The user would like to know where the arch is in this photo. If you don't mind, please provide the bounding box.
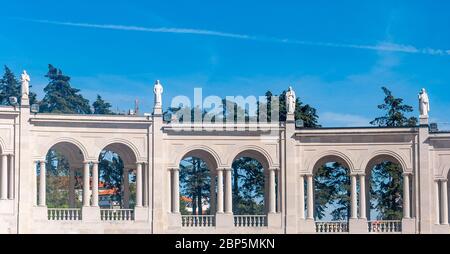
[309,150,355,174]
[96,139,142,165]
[229,145,274,170]
[363,150,408,174]
[41,138,88,163]
[175,145,221,171]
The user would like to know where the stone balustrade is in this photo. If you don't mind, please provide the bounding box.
[234,215,267,227]
[315,221,349,233]
[181,215,215,227]
[48,208,82,221]
[368,220,402,233]
[100,209,134,221]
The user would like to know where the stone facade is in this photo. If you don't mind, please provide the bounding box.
[0,90,449,234]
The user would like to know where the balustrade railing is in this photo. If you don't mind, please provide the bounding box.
[368,220,402,233]
[100,209,134,221]
[234,215,267,227]
[48,208,81,221]
[315,221,349,233]
[181,215,215,227]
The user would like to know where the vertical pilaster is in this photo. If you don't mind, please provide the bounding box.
[38,160,46,206]
[224,168,232,214]
[435,180,440,224]
[91,162,99,207]
[136,162,143,208]
[123,169,130,208]
[269,168,277,213]
[351,174,357,219]
[216,168,224,214]
[210,171,216,214]
[0,154,8,200]
[306,174,314,220]
[299,175,305,219]
[82,161,90,207]
[171,168,179,213]
[403,173,411,219]
[359,174,366,219]
[8,154,14,199]
[441,180,448,225]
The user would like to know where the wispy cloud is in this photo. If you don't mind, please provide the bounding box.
[17,18,450,56]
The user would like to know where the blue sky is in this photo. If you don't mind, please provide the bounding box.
[1,1,449,127]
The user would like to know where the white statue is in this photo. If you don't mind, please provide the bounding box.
[286,86,296,114]
[418,88,430,116]
[21,70,30,98]
[153,80,163,108]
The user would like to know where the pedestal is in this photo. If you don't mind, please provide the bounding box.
[153,107,163,116]
[81,206,100,222]
[134,207,149,222]
[297,219,316,234]
[215,213,234,228]
[349,218,368,234]
[168,212,181,229]
[33,206,48,221]
[267,213,282,228]
[402,218,416,234]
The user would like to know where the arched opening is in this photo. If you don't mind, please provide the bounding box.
[365,155,405,221]
[41,142,85,208]
[98,143,139,209]
[231,150,274,216]
[312,155,351,222]
[178,149,217,215]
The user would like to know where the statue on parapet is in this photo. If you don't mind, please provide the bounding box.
[286,86,296,114]
[21,70,30,98]
[418,88,430,117]
[154,80,163,108]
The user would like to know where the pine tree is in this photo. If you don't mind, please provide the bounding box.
[370,87,418,127]
[0,66,37,105]
[370,86,413,220]
[40,64,92,114]
[93,95,113,114]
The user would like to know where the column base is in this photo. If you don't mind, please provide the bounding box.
[168,212,181,229]
[267,213,282,228]
[349,218,368,234]
[402,218,416,234]
[216,213,234,228]
[297,219,316,234]
[81,206,100,222]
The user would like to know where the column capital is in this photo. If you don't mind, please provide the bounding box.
[268,167,279,172]
[169,167,179,172]
[39,160,47,164]
[82,160,91,165]
[221,168,232,172]
[2,153,13,156]
[441,179,448,183]
[300,173,313,177]
[91,161,99,165]
[402,172,413,176]
[357,173,366,176]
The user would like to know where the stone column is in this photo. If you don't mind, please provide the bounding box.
[33,161,38,206]
[68,168,75,207]
[306,174,314,219]
[91,162,99,207]
[441,180,448,225]
[1,154,8,200]
[123,169,130,208]
[224,168,233,214]
[435,180,440,224]
[359,174,366,219]
[82,162,90,207]
[136,163,143,208]
[351,174,357,219]
[210,171,216,214]
[403,173,411,219]
[8,154,14,199]
[38,160,46,206]
[216,168,224,214]
[143,163,149,207]
[299,175,305,219]
[269,168,276,213]
[171,168,179,213]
